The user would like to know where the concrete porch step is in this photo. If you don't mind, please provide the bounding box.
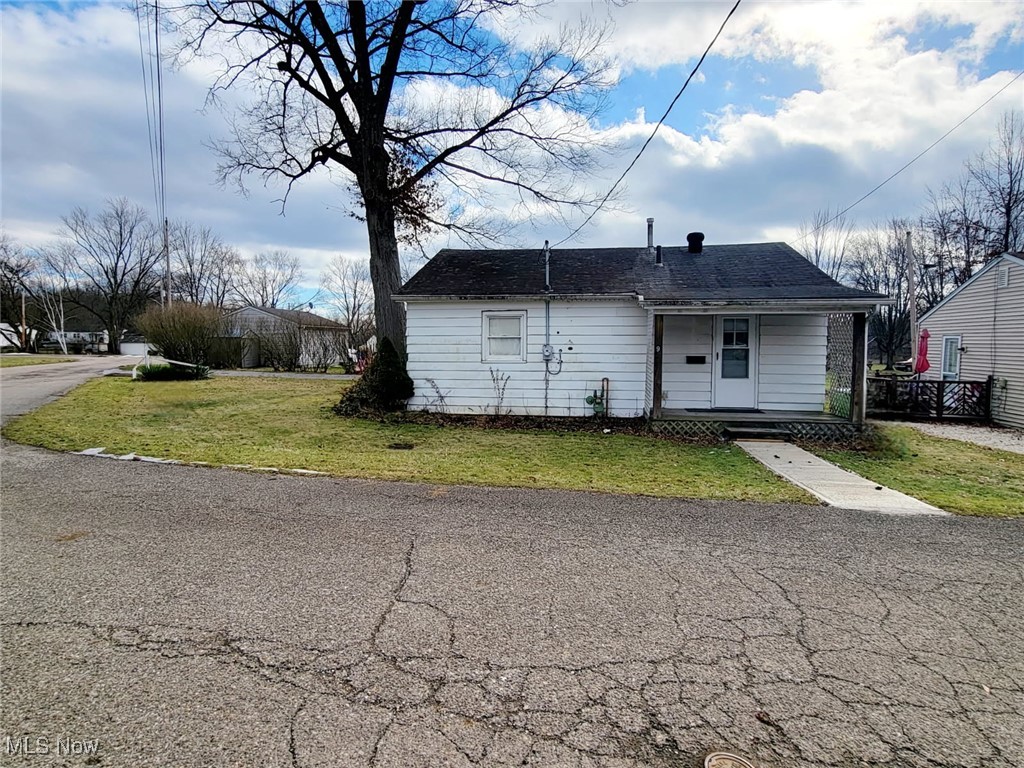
[723,425,793,441]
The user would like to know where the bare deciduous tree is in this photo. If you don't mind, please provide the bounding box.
[44,198,163,354]
[174,1,615,350]
[0,232,42,351]
[969,110,1024,257]
[171,221,240,306]
[321,254,374,351]
[922,172,987,292]
[232,250,302,308]
[33,270,70,354]
[911,110,1023,313]
[796,207,854,281]
[846,218,915,368]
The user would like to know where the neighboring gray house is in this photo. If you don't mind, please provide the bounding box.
[226,306,348,369]
[918,253,1024,429]
[394,230,890,437]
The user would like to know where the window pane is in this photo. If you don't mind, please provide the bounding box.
[722,348,748,378]
[723,331,734,347]
[489,316,521,337]
[734,319,749,333]
[724,319,736,332]
[489,337,521,356]
[734,331,749,347]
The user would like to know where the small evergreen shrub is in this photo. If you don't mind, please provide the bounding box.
[136,363,211,381]
[333,337,413,416]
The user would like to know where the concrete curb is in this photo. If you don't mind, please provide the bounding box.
[72,448,330,477]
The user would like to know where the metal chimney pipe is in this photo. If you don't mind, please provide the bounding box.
[647,218,654,249]
[656,245,663,265]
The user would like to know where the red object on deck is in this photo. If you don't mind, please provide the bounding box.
[914,328,931,374]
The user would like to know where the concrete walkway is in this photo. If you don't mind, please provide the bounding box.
[737,440,946,515]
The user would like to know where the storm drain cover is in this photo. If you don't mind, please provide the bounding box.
[704,753,757,768]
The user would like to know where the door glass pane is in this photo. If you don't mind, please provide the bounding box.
[942,338,959,379]
[722,348,749,378]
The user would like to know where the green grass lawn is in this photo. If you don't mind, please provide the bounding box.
[241,366,351,375]
[817,424,1024,517]
[0,355,75,368]
[1,377,811,503]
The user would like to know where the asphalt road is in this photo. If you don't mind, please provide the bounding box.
[1,360,1023,767]
[0,356,140,426]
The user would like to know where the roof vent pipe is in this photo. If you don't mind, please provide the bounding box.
[655,245,663,265]
[687,232,705,254]
[647,218,654,249]
[543,239,551,292]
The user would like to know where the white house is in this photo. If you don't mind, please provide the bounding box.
[394,229,890,438]
[918,253,1024,429]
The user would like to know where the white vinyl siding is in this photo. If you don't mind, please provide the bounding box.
[920,257,1024,429]
[661,315,713,409]
[756,314,827,411]
[406,300,648,417]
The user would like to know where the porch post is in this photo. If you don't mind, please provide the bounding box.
[851,312,867,425]
[652,314,664,419]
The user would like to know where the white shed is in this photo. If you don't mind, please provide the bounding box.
[395,234,890,438]
[918,253,1024,429]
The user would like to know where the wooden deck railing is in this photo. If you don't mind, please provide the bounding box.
[866,376,992,421]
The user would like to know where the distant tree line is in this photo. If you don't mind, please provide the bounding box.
[1,198,377,357]
[798,110,1023,366]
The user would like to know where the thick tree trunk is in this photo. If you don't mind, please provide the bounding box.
[364,192,406,354]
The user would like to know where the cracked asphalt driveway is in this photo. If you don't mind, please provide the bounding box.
[1,441,1022,768]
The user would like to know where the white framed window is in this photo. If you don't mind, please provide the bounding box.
[482,311,527,362]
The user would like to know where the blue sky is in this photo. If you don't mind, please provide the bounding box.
[606,57,822,134]
[2,0,1022,297]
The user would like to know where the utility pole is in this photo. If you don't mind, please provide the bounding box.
[20,289,26,350]
[906,230,918,371]
[164,217,172,307]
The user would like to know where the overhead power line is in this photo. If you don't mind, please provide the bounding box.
[552,0,744,247]
[791,69,1024,246]
[135,0,172,305]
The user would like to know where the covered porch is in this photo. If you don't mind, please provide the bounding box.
[645,304,870,441]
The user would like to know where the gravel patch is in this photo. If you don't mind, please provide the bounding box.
[886,420,1024,455]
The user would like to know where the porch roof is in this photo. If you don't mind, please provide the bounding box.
[396,242,888,304]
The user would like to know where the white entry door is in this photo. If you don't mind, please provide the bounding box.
[713,316,758,408]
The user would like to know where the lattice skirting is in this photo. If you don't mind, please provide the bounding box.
[651,419,862,442]
[784,421,862,441]
[649,420,726,440]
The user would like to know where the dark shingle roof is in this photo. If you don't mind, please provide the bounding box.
[397,242,887,303]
